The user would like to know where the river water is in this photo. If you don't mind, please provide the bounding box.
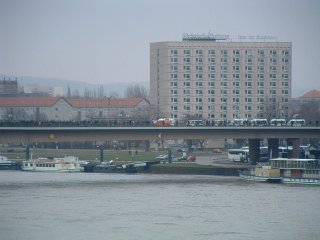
[0,171,319,240]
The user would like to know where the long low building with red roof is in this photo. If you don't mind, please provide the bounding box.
[0,97,150,121]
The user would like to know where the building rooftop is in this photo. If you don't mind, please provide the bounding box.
[299,89,320,99]
[0,97,147,108]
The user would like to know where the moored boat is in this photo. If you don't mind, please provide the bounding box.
[239,158,320,185]
[21,156,82,172]
[0,155,19,170]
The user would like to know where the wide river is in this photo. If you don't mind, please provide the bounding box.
[0,171,319,240]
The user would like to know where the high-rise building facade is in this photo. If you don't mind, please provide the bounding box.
[150,36,292,124]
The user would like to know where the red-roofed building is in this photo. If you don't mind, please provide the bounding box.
[299,89,320,102]
[0,97,149,121]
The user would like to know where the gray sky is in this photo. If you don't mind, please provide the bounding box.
[1,0,319,97]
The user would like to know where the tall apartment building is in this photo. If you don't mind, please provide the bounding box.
[150,35,292,124]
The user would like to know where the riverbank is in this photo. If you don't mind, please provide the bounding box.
[148,163,245,176]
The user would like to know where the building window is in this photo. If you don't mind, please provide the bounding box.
[171,89,178,95]
[221,82,227,88]
[258,66,264,72]
[233,74,240,81]
[209,57,215,64]
[171,105,178,111]
[171,81,178,87]
[208,98,215,103]
[270,73,277,80]
[171,49,178,56]
[196,58,203,64]
[233,82,240,88]
[246,49,253,56]
[184,58,191,64]
[233,90,240,96]
[221,58,227,65]
[171,57,178,64]
[270,50,277,56]
[196,81,203,87]
[184,82,190,87]
[196,74,203,80]
[246,66,252,72]
[258,58,264,65]
[196,49,203,56]
[184,49,190,56]
[221,66,227,72]
[196,105,203,111]
[209,66,215,72]
[208,82,215,87]
[233,58,240,65]
[184,74,190,80]
[221,50,228,56]
[270,90,276,95]
[209,74,215,80]
[258,50,265,56]
[208,90,215,95]
[171,65,178,72]
[259,74,265,80]
[208,50,215,56]
[233,50,240,56]
[221,74,228,81]
[196,89,203,95]
[184,65,191,72]
[270,82,277,87]
[270,58,277,64]
[221,90,227,96]
[196,65,203,72]
[245,97,252,103]
[245,89,252,95]
[171,73,178,80]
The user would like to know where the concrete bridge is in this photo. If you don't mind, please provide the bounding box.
[1,126,319,163]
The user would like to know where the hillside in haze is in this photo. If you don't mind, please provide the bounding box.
[0,74,149,97]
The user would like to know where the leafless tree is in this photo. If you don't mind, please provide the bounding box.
[124,83,149,100]
[295,101,320,126]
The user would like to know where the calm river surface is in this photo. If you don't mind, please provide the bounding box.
[0,171,319,240]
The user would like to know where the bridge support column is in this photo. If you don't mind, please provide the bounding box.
[99,147,104,162]
[287,138,300,158]
[249,139,260,164]
[291,138,300,158]
[268,138,279,158]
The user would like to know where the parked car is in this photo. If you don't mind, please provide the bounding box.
[177,155,187,161]
[155,155,168,160]
[187,155,196,161]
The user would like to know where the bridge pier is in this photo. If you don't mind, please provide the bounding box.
[249,139,260,164]
[288,138,300,158]
[268,138,279,158]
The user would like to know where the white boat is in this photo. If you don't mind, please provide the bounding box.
[21,156,82,172]
[0,155,18,170]
[239,158,320,185]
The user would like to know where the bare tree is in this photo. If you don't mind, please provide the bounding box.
[124,83,149,100]
[295,101,320,126]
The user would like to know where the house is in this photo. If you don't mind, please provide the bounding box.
[299,89,320,103]
[0,97,150,122]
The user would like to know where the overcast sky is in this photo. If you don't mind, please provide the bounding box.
[1,0,319,97]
